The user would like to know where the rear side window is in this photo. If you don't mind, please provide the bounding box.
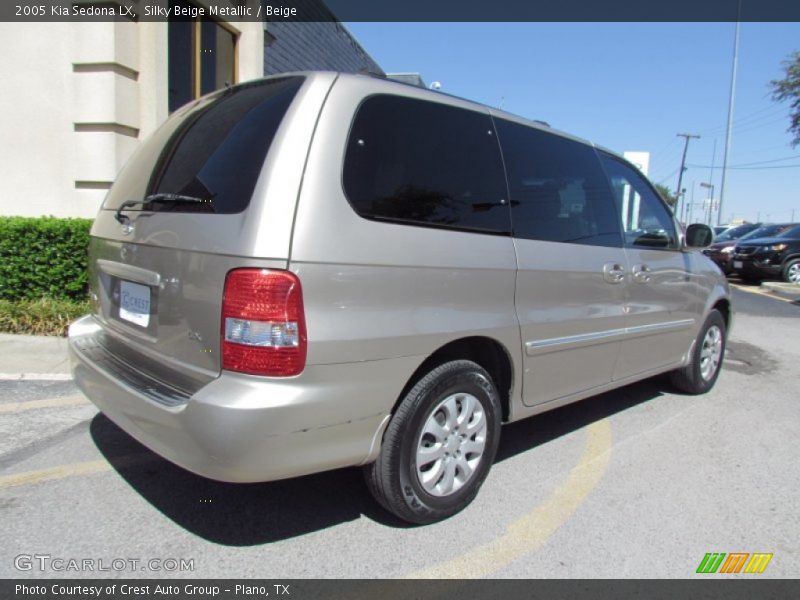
[343,95,510,234]
[104,76,303,214]
[495,119,622,247]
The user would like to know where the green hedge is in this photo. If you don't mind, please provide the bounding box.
[0,217,93,301]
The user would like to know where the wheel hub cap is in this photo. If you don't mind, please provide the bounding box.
[415,392,487,497]
[700,325,723,381]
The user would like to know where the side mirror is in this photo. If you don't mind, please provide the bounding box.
[685,223,714,248]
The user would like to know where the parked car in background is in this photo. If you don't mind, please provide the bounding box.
[732,223,800,283]
[703,222,762,274]
[714,225,732,237]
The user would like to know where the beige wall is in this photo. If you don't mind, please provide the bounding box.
[0,10,264,218]
[0,23,79,217]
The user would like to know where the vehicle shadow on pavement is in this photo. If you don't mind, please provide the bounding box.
[90,376,667,545]
[495,376,665,462]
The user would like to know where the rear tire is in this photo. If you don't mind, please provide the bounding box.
[783,259,800,284]
[364,360,501,524]
[670,309,726,395]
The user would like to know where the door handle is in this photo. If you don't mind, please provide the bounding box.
[602,263,626,284]
[632,264,652,283]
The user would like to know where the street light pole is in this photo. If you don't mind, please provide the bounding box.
[700,182,715,226]
[718,11,741,226]
[675,133,700,222]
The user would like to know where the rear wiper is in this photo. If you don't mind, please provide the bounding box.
[145,192,213,205]
[115,194,214,223]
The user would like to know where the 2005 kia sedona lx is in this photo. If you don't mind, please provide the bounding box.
[69,72,730,524]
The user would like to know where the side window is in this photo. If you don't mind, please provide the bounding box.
[343,95,510,234]
[599,154,678,250]
[495,119,622,247]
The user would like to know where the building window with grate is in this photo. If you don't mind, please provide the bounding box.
[168,3,237,113]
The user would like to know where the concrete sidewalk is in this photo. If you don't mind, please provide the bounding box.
[0,333,70,379]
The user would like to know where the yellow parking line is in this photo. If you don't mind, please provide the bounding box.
[730,283,797,304]
[0,454,153,490]
[407,418,613,579]
[0,395,90,414]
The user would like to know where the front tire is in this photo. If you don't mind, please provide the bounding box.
[783,259,800,284]
[364,360,502,524]
[670,309,726,395]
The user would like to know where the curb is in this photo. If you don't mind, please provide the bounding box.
[760,282,800,298]
[0,373,73,381]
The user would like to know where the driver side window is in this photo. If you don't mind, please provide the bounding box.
[599,153,678,249]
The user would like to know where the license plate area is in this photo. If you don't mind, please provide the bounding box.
[733,260,743,269]
[118,280,152,328]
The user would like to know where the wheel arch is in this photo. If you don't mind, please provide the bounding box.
[393,336,515,423]
[712,297,732,331]
[781,254,800,279]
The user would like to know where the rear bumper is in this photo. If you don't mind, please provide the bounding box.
[69,315,419,483]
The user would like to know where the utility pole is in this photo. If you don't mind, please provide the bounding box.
[675,133,700,223]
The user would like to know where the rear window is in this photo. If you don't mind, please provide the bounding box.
[103,76,304,214]
[343,95,510,234]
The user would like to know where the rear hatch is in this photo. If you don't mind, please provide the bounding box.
[86,74,320,392]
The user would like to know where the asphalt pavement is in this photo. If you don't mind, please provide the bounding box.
[0,286,797,579]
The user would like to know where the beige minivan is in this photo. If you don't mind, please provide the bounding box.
[69,72,730,524]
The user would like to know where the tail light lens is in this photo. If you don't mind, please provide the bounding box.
[222,269,307,376]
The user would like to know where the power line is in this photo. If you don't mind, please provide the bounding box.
[687,163,800,170]
[687,154,800,168]
[655,167,680,185]
[725,113,791,137]
[724,163,800,170]
[696,103,788,136]
[725,154,800,167]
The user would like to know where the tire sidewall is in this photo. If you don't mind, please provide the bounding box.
[690,310,726,393]
[397,365,501,520]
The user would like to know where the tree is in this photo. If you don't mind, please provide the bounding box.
[654,183,678,208]
[770,50,800,147]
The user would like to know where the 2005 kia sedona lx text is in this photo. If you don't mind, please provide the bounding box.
[69,72,730,524]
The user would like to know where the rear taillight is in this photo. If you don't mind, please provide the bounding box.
[221,269,307,376]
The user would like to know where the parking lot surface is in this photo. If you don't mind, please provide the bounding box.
[1,285,798,578]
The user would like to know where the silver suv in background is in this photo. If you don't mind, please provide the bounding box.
[69,72,730,524]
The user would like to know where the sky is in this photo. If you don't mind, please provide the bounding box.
[345,22,800,225]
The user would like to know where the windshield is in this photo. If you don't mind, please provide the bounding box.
[715,223,758,242]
